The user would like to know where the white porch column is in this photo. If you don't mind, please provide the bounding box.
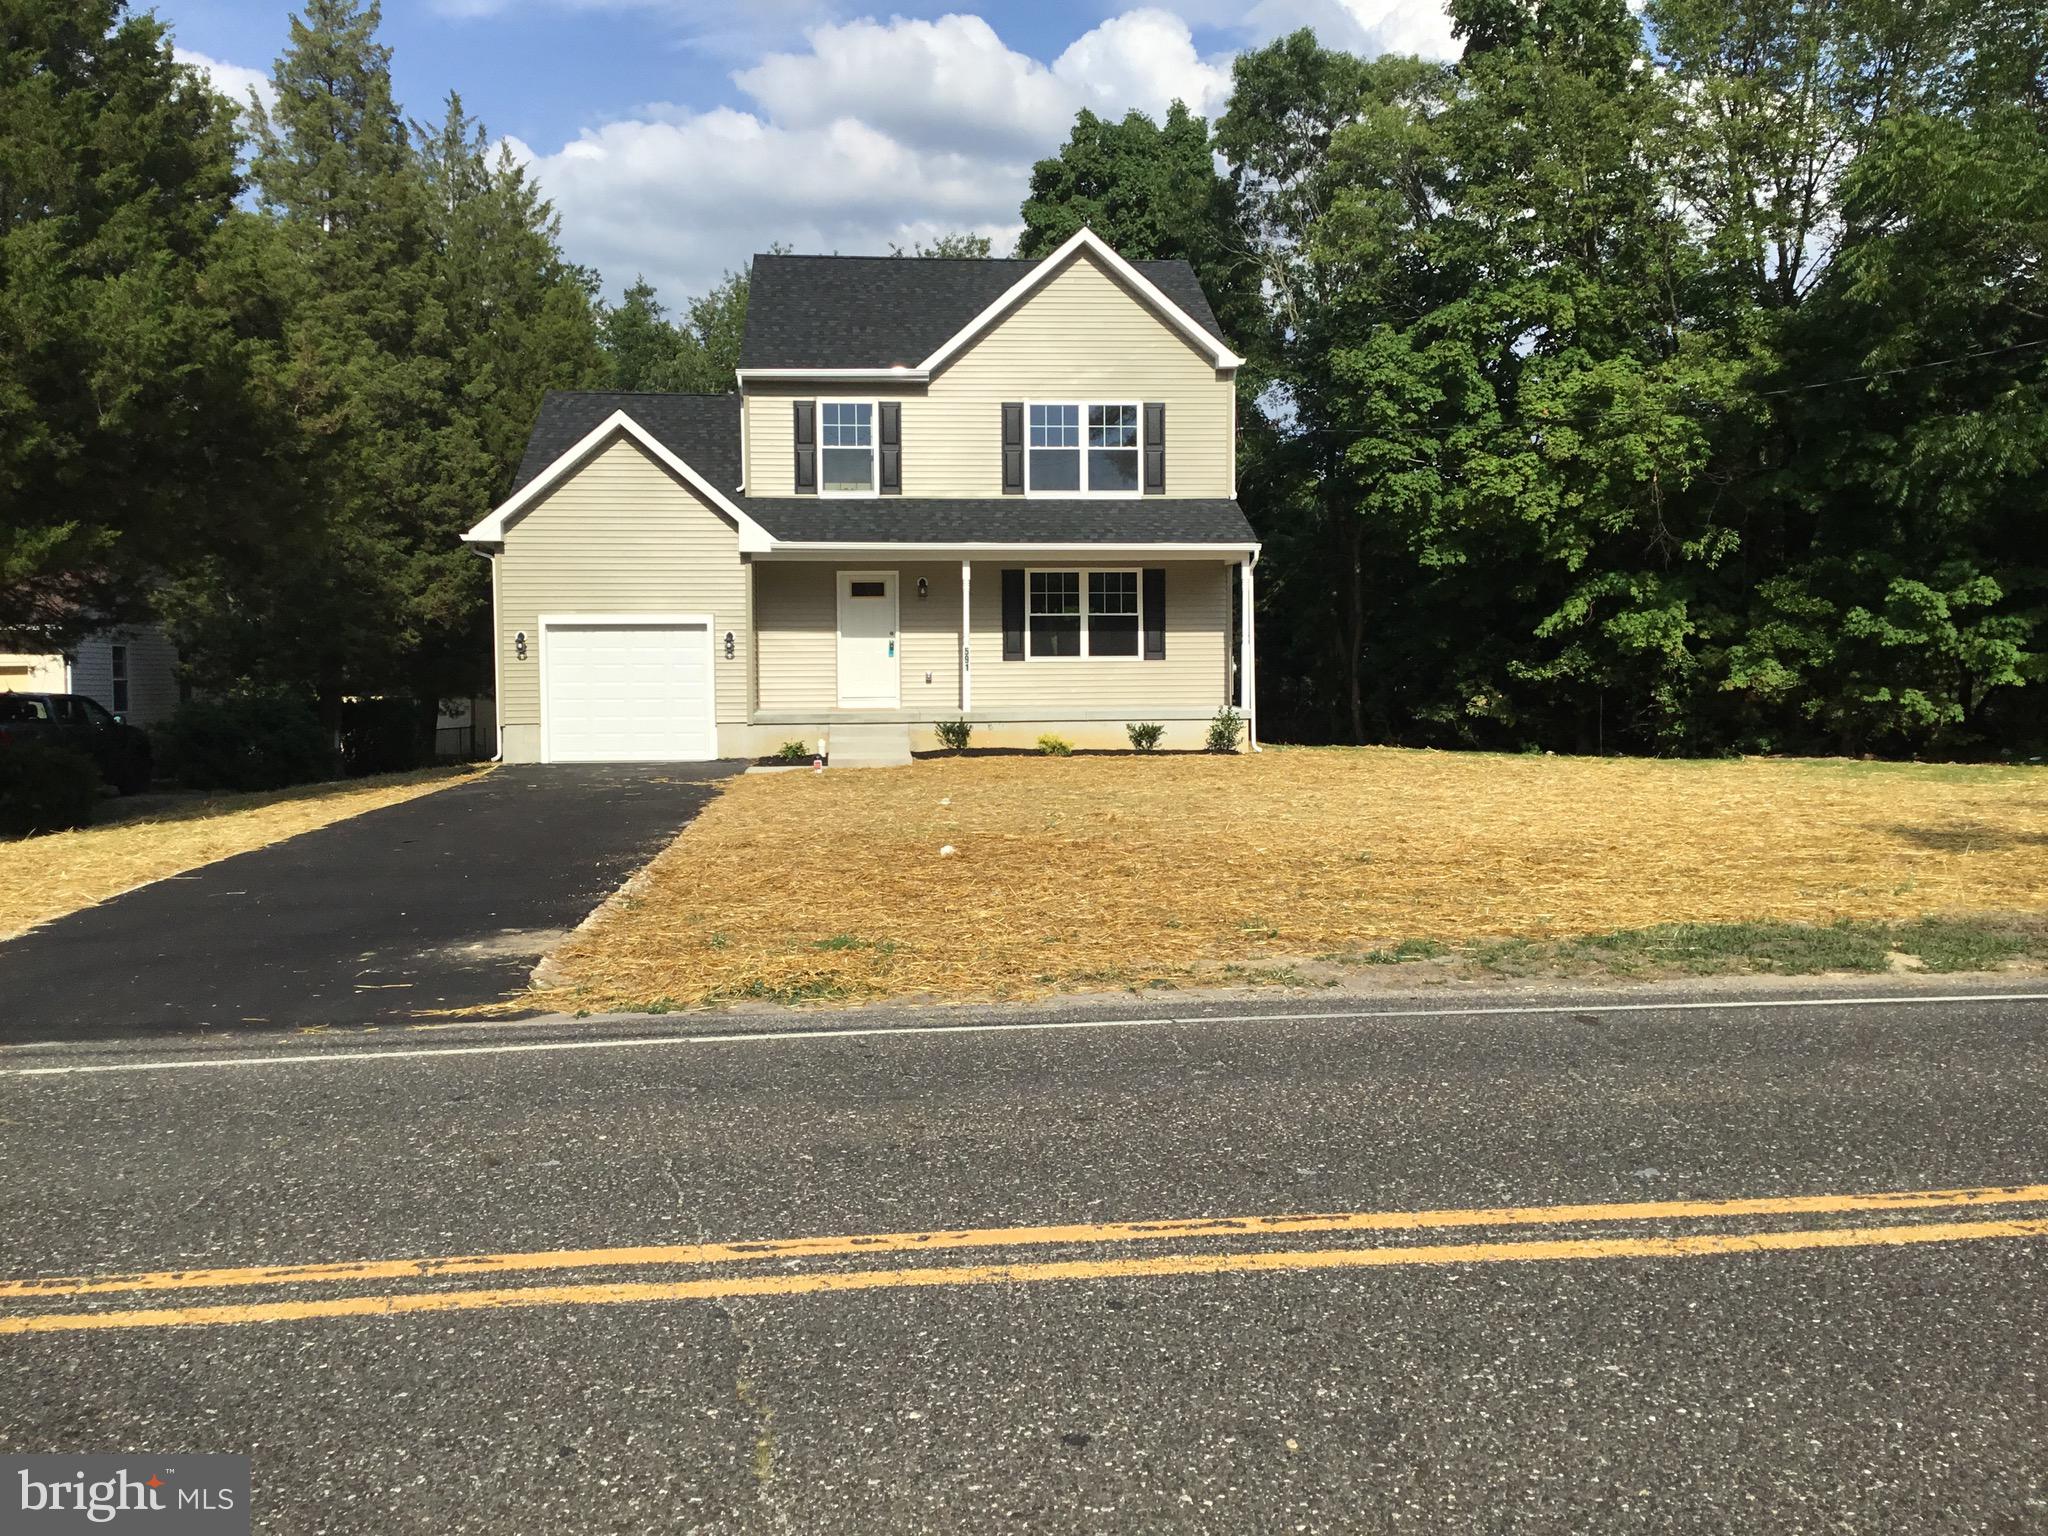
[960,559,972,712]
[1239,558,1259,752]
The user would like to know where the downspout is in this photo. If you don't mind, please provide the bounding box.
[487,549,504,761]
[1241,553,1260,753]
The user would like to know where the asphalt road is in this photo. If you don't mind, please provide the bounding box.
[0,764,739,1044]
[3,983,2046,1533]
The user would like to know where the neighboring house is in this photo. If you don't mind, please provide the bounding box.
[0,623,182,726]
[464,229,1259,763]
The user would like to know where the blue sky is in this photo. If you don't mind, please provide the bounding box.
[158,1,1459,303]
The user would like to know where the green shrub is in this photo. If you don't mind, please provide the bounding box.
[1126,722,1165,752]
[1206,707,1245,754]
[1037,734,1073,757]
[935,717,974,751]
[156,687,336,791]
[339,696,432,777]
[773,739,810,763]
[0,741,102,836]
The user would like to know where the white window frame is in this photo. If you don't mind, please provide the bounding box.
[817,398,880,499]
[1024,400,1143,498]
[1023,567,1145,661]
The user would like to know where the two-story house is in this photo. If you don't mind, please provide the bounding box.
[463,229,1260,763]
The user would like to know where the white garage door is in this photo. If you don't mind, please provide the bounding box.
[542,617,715,763]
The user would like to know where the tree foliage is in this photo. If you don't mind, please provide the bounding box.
[1157,0,2044,758]
[0,0,275,646]
[150,1,603,717]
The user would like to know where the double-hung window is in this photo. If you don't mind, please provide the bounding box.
[1027,568,1143,659]
[1027,403,1139,495]
[820,401,875,494]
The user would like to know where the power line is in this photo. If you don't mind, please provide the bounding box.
[1752,336,2048,396]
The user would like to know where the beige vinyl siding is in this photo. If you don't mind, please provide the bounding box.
[971,560,1230,716]
[755,562,962,714]
[497,435,748,732]
[752,559,1227,719]
[743,250,1233,500]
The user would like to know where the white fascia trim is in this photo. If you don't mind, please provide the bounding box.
[735,366,930,384]
[463,411,775,553]
[919,229,1244,375]
[756,541,1261,559]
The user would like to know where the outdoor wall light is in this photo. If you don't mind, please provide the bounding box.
[917,577,929,600]
[724,630,736,659]
[514,630,527,660]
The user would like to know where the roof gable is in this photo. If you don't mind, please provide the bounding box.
[465,395,771,551]
[739,230,1238,374]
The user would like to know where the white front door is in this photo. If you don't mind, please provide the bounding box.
[836,571,899,708]
[542,617,716,762]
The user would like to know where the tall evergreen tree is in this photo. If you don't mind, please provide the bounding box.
[0,0,276,645]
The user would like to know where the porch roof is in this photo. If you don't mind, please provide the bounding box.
[741,497,1255,548]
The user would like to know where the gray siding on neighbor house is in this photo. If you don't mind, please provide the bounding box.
[70,625,182,726]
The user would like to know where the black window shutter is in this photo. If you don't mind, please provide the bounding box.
[793,401,816,494]
[1001,569,1026,660]
[879,401,901,495]
[1001,402,1024,494]
[1143,402,1165,495]
[1142,568,1166,660]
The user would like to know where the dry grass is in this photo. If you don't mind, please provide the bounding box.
[0,766,483,938]
[537,747,2048,1011]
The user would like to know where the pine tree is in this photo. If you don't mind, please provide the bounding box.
[0,0,275,645]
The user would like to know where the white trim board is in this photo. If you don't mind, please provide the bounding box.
[754,542,1259,560]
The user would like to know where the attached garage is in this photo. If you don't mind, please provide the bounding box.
[540,614,715,763]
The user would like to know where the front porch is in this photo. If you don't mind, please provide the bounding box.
[736,553,1255,755]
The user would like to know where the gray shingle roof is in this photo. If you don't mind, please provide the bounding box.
[740,253,1227,370]
[510,391,740,497]
[738,498,1255,546]
[508,391,1255,548]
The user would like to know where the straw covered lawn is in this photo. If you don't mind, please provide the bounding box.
[0,766,481,938]
[538,748,2048,1010]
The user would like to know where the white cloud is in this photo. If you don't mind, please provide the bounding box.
[1242,0,1461,63]
[519,3,1455,305]
[173,47,278,113]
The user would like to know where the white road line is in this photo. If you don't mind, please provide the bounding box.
[3,990,2044,1079]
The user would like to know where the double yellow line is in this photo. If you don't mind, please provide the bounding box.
[4,1183,2044,1335]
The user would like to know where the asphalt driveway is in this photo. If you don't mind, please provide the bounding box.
[0,764,740,1045]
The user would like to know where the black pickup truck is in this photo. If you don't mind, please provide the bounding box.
[0,693,153,794]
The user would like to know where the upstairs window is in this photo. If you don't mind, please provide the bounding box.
[1028,405,1080,491]
[1087,405,1140,492]
[1027,402,1140,495]
[820,402,875,494]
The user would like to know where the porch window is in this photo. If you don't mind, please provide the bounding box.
[1027,568,1143,659]
[1027,402,1140,494]
[1028,570,1081,657]
[1088,570,1140,655]
[820,402,875,493]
